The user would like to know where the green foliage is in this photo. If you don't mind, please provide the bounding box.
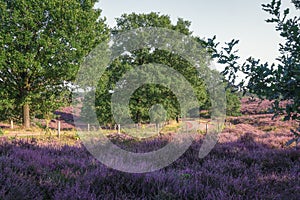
[292,0,300,9]
[81,91,97,123]
[285,127,300,147]
[0,90,17,121]
[216,0,300,120]
[216,0,299,141]
[94,12,209,125]
[226,88,241,117]
[35,90,70,128]
[0,0,108,127]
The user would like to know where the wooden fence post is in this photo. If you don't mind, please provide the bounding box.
[185,122,188,133]
[10,120,14,129]
[57,121,61,139]
[117,124,121,134]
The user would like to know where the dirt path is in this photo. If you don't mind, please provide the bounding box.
[2,131,45,137]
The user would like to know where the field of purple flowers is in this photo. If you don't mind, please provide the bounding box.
[0,125,299,200]
[0,98,299,199]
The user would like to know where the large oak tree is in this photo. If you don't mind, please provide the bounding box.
[0,0,108,128]
[89,12,210,126]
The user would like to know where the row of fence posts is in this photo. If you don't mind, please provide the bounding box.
[7,120,234,142]
[8,120,62,138]
[56,122,121,139]
[55,122,220,137]
[7,120,228,138]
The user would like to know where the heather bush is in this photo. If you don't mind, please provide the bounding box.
[0,132,299,199]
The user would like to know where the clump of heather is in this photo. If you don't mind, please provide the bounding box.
[240,97,290,115]
[0,129,299,200]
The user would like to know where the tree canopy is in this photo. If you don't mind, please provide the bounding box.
[0,0,108,128]
[85,12,241,126]
[90,12,210,126]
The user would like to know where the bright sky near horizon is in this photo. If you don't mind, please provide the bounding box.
[96,0,299,66]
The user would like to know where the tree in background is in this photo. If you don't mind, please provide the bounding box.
[87,12,243,126]
[35,90,70,131]
[93,12,210,126]
[225,88,241,117]
[0,0,108,128]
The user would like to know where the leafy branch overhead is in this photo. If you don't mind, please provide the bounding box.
[218,0,300,142]
[213,1,299,117]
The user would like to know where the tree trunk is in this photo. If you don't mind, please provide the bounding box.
[136,99,141,123]
[23,103,30,128]
[136,111,140,124]
[176,116,179,123]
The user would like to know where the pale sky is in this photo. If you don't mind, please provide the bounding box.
[96,0,299,66]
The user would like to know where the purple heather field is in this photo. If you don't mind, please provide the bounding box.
[0,98,299,199]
